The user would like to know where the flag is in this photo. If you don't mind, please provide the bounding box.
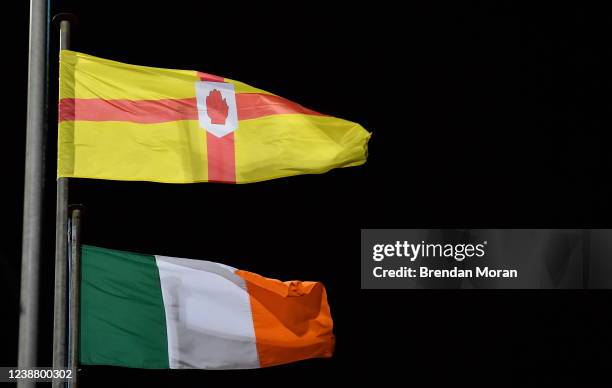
[59,50,370,183]
[80,245,335,369]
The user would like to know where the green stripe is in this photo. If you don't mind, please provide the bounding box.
[80,245,169,368]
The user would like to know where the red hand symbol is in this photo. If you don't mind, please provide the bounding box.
[206,89,229,125]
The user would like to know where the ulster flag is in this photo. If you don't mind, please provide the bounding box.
[58,50,371,184]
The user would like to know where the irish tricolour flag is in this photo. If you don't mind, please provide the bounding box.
[80,245,335,369]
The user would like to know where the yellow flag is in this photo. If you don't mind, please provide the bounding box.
[58,50,370,183]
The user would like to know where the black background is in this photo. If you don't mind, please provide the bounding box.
[1,1,612,387]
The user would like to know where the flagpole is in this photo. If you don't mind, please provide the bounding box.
[68,207,82,388]
[52,18,71,388]
[18,1,48,387]
[582,229,590,289]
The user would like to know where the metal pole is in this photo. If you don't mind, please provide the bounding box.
[52,19,71,388]
[582,229,590,289]
[68,208,82,388]
[18,1,48,387]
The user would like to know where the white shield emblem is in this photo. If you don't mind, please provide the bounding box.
[195,81,238,138]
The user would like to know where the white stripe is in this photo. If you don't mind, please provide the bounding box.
[155,255,259,369]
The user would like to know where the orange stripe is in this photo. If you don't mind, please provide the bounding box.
[235,270,335,368]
